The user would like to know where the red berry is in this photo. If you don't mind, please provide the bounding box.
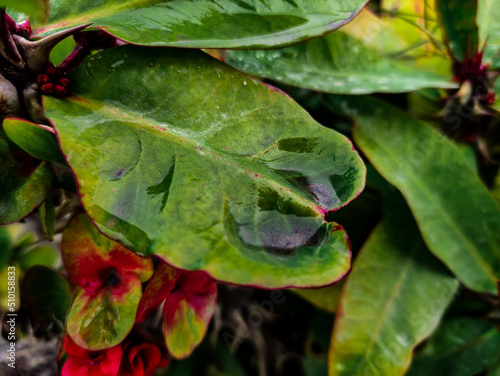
[40,83,54,95]
[55,85,67,96]
[36,74,50,85]
[58,78,71,88]
[45,65,57,76]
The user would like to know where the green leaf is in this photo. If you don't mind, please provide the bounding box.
[291,281,344,313]
[224,9,456,94]
[38,0,367,49]
[62,213,153,349]
[66,280,142,350]
[3,119,66,166]
[328,207,458,376]
[0,0,48,23]
[163,272,217,359]
[17,245,58,270]
[327,95,500,294]
[477,0,500,68]
[407,317,500,376]
[22,265,71,332]
[0,126,54,224]
[45,45,366,288]
[436,0,478,61]
[490,351,500,376]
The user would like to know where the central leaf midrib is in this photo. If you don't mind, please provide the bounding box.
[69,95,322,212]
[350,246,416,374]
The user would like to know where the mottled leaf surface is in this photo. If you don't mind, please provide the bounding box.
[328,95,500,294]
[38,0,367,49]
[224,9,455,94]
[46,45,366,288]
[62,214,153,349]
[407,317,500,376]
[328,211,458,376]
[163,271,217,359]
[0,126,54,224]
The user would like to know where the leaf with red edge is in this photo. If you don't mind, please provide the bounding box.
[163,271,217,359]
[67,277,142,350]
[62,334,122,376]
[62,213,153,349]
[136,262,181,324]
[62,213,153,290]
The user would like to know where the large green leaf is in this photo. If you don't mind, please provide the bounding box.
[328,207,458,376]
[45,45,366,289]
[477,0,500,69]
[327,95,500,294]
[37,0,367,49]
[224,9,456,94]
[407,317,500,376]
[0,126,54,224]
[436,0,478,61]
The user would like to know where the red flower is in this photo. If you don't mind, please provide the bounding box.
[62,335,122,376]
[117,341,169,376]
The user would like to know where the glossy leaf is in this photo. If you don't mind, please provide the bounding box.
[62,213,153,349]
[38,0,367,49]
[436,0,478,61]
[66,279,142,350]
[477,0,500,69]
[61,213,153,289]
[224,9,456,94]
[1,0,48,23]
[163,271,217,359]
[407,317,500,376]
[3,118,66,165]
[46,45,366,288]
[328,210,458,376]
[22,265,71,332]
[0,126,54,224]
[328,95,500,294]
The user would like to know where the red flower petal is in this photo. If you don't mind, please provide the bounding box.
[118,341,168,376]
[136,262,181,323]
[62,335,122,376]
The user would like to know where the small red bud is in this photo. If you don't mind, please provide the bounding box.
[36,74,50,85]
[45,65,57,76]
[483,92,497,105]
[58,78,71,88]
[55,85,67,97]
[40,83,54,95]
